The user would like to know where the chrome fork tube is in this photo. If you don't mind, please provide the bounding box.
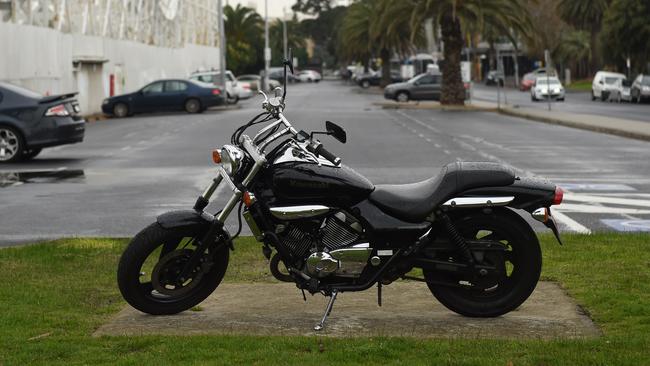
[201,174,223,201]
[216,191,243,223]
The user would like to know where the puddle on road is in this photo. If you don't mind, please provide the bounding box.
[0,169,85,187]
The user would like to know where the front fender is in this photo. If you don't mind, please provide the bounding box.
[157,210,211,230]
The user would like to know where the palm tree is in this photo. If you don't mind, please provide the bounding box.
[338,0,377,72]
[372,0,424,87]
[269,17,305,66]
[557,0,610,75]
[223,4,264,75]
[555,31,591,79]
[405,0,533,105]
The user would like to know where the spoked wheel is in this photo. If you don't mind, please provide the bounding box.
[117,223,229,315]
[424,208,541,317]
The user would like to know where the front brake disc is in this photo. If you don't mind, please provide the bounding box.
[151,249,205,296]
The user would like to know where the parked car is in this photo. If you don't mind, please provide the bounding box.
[296,70,322,83]
[236,75,282,93]
[608,78,633,103]
[531,76,565,101]
[0,82,85,162]
[520,68,557,91]
[268,67,297,84]
[356,70,403,88]
[591,71,626,101]
[384,72,443,102]
[485,70,504,86]
[101,79,224,118]
[631,74,650,103]
[190,70,241,103]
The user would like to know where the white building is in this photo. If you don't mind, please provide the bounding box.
[0,0,223,113]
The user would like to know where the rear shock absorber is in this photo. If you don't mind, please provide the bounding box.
[441,213,474,265]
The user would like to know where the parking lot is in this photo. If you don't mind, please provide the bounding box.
[472,83,650,122]
[2,81,650,246]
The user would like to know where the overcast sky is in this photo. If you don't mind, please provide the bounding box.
[224,0,297,19]
[224,0,350,19]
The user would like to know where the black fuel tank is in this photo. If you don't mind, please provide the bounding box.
[264,162,374,207]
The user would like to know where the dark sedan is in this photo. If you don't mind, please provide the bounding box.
[356,71,403,88]
[0,82,85,162]
[384,73,443,102]
[102,79,224,118]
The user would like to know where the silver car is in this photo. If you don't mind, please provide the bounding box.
[531,76,565,102]
[631,74,650,103]
[608,79,632,103]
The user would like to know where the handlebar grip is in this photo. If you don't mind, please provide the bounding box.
[315,144,341,166]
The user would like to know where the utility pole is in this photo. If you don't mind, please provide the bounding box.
[218,0,227,96]
[545,49,551,111]
[282,7,288,61]
[263,0,270,92]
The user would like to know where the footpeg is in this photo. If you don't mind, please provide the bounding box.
[314,290,338,331]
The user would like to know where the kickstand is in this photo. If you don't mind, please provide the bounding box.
[301,288,307,302]
[377,282,382,307]
[314,290,338,331]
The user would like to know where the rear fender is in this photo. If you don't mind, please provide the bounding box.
[458,177,556,212]
[454,177,563,244]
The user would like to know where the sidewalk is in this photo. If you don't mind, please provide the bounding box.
[376,97,650,142]
[470,100,650,142]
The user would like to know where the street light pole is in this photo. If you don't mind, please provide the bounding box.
[264,0,270,91]
[282,8,288,61]
[217,0,227,97]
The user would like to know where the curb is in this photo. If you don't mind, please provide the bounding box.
[497,108,650,142]
[82,104,241,123]
[372,101,497,112]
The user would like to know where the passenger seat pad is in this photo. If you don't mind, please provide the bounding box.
[369,162,515,223]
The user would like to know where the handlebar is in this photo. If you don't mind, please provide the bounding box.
[307,141,341,166]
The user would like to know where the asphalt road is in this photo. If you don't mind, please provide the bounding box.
[472,84,650,123]
[2,80,650,246]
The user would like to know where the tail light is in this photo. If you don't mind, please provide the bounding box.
[212,88,221,96]
[552,186,564,205]
[242,84,250,90]
[45,104,69,117]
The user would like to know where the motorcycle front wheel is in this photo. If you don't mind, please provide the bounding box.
[424,208,541,317]
[117,223,229,315]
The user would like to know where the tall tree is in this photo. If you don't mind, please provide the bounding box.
[555,31,591,79]
[602,0,650,74]
[338,0,376,71]
[269,17,307,66]
[223,4,264,75]
[556,0,610,74]
[407,0,533,105]
[372,0,423,87]
[292,0,333,15]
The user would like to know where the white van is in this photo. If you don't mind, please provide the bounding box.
[592,71,626,101]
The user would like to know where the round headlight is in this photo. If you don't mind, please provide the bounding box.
[220,145,245,175]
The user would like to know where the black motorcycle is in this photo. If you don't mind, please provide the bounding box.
[117,57,564,331]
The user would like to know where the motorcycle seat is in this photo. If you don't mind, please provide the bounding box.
[369,162,515,223]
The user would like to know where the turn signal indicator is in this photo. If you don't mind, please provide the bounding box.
[212,149,221,164]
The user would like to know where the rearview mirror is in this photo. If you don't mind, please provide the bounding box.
[326,121,347,143]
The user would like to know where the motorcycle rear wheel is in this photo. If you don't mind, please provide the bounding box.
[117,223,229,315]
[424,208,541,317]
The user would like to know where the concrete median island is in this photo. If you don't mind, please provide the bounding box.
[95,281,599,339]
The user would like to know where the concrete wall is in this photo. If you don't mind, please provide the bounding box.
[0,22,220,113]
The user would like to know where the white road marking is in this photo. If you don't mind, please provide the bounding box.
[552,211,592,234]
[557,203,650,214]
[564,193,650,207]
